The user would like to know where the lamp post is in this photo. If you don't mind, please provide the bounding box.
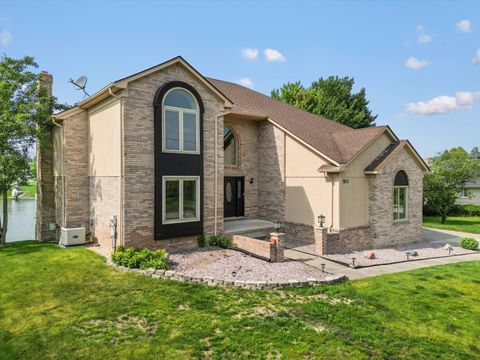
[318,215,326,228]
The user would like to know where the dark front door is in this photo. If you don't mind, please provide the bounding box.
[224,177,244,218]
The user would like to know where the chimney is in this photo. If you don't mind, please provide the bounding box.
[39,70,53,96]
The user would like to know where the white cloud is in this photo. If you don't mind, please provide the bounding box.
[405,57,430,70]
[0,30,12,46]
[264,48,285,62]
[456,19,472,33]
[237,77,254,89]
[406,91,480,115]
[472,49,480,64]
[241,48,258,60]
[416,25,432,44]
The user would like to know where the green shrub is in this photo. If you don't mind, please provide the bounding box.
[448,204,480,217]
[208,235,233,249]
[112,246,169,270]
[460,237,479,251]
[197,235,206,248]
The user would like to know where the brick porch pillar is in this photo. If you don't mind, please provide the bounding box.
[314,227,328,255]
[269,232,284,262]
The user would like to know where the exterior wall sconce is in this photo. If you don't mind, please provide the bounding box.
[318,215,326,228]
[273,221,282,231]
[249,177,254,184]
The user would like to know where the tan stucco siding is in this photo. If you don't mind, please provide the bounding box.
[285,135,339,229]
[339,132,393,228]
[88,99,121,176]
[343,133,393,177]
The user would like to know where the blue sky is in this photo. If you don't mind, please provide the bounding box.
[1,0,479,157]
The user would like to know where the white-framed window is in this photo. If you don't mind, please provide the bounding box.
[162,88,199,154]
[393,170,408,221]
[162,176,200,224]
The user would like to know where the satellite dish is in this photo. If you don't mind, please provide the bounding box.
[69,75,90,97]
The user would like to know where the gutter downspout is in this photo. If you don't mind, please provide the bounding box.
[214,110,232,235]
[108,87,124,246]
[52,117,66,228]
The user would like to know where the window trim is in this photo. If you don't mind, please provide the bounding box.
[162,88,200,154]
[162,176,200,225]
[393,185,408,221]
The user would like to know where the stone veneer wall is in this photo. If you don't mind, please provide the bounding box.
[257,121,285,221]
[284,222,315,243]
[89,177,121,248]
[122,63,226,248]
[62,110,89,229]
[35,130,56,241]
[224,117,258,218]
[368,148,424,248]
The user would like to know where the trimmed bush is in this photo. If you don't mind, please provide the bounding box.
[197,235,206,248]
[460,237,479,251]
[208,235,233,249]
[112,246,169,270]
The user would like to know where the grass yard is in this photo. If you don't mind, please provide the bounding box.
[423,215,480,234]
[1,242,480,359]
[18,180,37,198]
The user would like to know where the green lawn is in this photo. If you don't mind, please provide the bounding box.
[423,215,480,234]
[18,180,37,198]
[1,242,480,359]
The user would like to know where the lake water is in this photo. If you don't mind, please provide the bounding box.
[0,199,36,242]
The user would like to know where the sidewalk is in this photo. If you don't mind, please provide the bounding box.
[285,228,480,280]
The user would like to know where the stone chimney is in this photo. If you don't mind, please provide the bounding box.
[35,71,56,241]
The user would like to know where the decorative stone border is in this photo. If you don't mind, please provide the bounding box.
[107,261,347,290]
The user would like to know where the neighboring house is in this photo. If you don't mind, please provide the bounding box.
[36,56,429,254]
[457,181,480,206]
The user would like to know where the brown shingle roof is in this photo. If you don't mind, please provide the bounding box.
[207,78,388,164]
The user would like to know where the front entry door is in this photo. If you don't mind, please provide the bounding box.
[224,177,245,218]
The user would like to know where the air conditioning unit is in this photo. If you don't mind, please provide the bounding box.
[60,227,86,247]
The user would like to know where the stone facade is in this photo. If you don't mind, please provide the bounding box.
[224,117,259,218]
[122,63,226,248]
[257,121,285,221]
[63,110,89,228]
[35,130,56,241]
[368,148,424,248]
[284,222,315,243]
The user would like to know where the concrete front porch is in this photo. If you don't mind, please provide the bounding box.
[223,219,274,235]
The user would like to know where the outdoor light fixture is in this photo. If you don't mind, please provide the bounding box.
[351,257,356,268]
[406,253,410,261]
[321,263,325,273]
[232,271,237,278]
[249,177,254,184]
[318,215,326,228]
[273,221,282,231]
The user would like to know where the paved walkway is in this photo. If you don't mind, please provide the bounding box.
[285,228,480,280]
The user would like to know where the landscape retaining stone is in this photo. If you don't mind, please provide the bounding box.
[108,262,347,289]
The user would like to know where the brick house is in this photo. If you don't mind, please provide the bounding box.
[37,56,429,254]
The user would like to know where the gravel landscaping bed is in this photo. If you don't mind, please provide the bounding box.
[169,248,330,282]
[324,241,477,267]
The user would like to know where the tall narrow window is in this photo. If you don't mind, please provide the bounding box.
[163,177,200,224]
[393,170,408,221]
[224,125,238,166]
[162,88,199,153]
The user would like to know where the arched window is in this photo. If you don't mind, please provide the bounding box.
[393,170,408,221]
[224,125,238,166]
[162,88,199,153]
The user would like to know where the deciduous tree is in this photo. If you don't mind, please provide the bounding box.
[271,76,377,128]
